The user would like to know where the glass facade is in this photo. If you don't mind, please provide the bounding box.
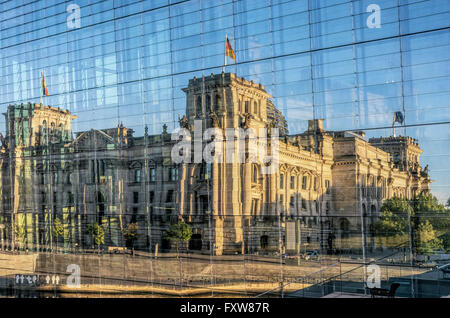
[0,0,449,298]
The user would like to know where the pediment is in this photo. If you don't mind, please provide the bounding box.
[71,129,118,150]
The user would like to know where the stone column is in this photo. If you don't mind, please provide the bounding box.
[270,173,277,216]
[243,160,252,217]
[212,161,219,216]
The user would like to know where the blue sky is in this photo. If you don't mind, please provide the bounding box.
[0,0,449,202]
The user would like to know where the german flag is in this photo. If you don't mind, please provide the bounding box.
[225,36,236,61]
[41,71,49,96]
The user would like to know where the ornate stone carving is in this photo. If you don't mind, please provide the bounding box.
[179,115,191,130]
[0,133,8,150]
[210,111,220,128]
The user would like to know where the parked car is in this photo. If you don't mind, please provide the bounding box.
[303,250,319,260]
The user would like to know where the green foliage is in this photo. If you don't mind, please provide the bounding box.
[86,223,105,247]
[446,197,450,208]
[413,193,445,213]
[164,221,192,243]
[415,220,443,255]
[375,194,447,255]
[14,224,26,244]
[52,217,64,239]
[380,196,414,215]
[440,232,450,253]
[375,196,412,237]
[122,222,139,242]
[413,194,450,231]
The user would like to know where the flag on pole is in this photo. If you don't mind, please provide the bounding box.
[225,36,236,61]
[394,111,404,124]
[41,71,49,96]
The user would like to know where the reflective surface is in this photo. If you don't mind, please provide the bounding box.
[0,0,449,298]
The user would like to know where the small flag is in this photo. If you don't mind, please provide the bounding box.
[394,111,404,124]
[225,36,236,61]
[41,71,49,96]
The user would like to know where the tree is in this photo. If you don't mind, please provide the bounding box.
[164,220,192,259]
[52,217,64,253]
[446,197,450,209]
[415,220,443,257]
[86,223,105,254]
[374,196,412,237]
[375,194,446,260]
[163,220,192,287]
[14,224,27,251]
[122,222,139,255]
[412,194,450,242]
[441,232,450,253]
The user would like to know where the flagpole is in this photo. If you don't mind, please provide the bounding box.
[393,122,396,137]
[223,35,227,73]
[40,71,43,105]
[393,114,396,137]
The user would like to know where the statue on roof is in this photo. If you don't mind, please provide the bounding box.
[0,133,8,150]
[179,114,190,130]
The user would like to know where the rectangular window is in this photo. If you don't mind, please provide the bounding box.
[314,177,317,190]
[302,176,307,190]
[169,167,178,181]
[325,180,330,194]
[290,195,295,207]
[166,190,174,203]
[150,168,156,182]
[132,208,138,223]
[149,191,154,203]
[290,176,295,189]
[134,169,141,182]
[280,174,284,189]
[133,192,139,204]
[68,192,74,205]
[301,199,307,210]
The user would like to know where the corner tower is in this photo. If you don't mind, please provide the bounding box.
[181,72,272,131]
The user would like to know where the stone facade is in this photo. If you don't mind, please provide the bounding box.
[0,73,432,255]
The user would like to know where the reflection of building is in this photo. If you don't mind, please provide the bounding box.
[0,73,432,255]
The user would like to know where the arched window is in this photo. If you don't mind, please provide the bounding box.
[97,191,105,223]
[252,165,259,183]
[340,218,350,239]
[59,123,65,141]
[260,235,269,249]
[134,169,141,182]
[302,175,308,190]
[196,96,202,116]
[215,94,221,110]
[42,120,48,144]
[66,172,72,185]
[206,94,211,113]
